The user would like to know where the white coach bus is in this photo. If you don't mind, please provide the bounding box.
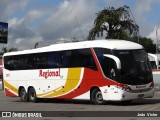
[148,53,160,84]
[3,39,154,104]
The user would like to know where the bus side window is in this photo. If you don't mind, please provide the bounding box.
[30,53,48,69]
[66,49,97,70]
[4,58,15,70]
[102,57,116,80]
[81,49,97,70]
[67,50,78,67]
[48,52,67,68]
[4,55,32,70]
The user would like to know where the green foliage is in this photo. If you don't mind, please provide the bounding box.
[88,6,139,40]
[129,37,156,53]
[0,47,18,56]
[87,5,156,54]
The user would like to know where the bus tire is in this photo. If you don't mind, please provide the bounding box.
[28,88,37,103]
[20,88,28,102]
[91,88,104,105]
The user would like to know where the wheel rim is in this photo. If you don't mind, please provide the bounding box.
[95,91,103,102]
[30,91,35,100]
[21,90,26,101]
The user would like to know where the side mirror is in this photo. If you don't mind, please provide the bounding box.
[103,54,121,69]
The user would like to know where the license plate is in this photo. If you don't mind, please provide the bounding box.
[138,94,144,98]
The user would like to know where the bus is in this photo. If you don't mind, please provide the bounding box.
[148,53,160,70]
[2,39,154,104]
[0,58,3,90]
[148,53,160,84]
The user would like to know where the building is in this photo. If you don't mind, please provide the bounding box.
[0,58,3,90]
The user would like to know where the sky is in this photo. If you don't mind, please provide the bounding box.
[0,0,160,50]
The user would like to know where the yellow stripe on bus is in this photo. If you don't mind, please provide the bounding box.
[37,86,62,97]
[4,80,18,94]
[43,68,81,98]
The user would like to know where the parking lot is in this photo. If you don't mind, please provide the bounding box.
[0,90,160,120]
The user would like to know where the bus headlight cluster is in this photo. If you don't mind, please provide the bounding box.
[116,85,131,92]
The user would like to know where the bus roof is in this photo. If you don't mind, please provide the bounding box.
[3,39,143,56]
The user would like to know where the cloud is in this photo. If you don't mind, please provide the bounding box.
[134,0,160,37]
[11,36,43,50]
[135,0,152,20]
[103,0,125,8]
[0,0,30,21]
[39,0,98,41]
[1,0,160,51]
[8,17,24,28]
[0,0,100,50]
[148,25,160,43]
[0,0,32,50]
[5,4,51,50]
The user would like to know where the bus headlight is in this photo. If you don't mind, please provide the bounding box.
[117,85,131,92]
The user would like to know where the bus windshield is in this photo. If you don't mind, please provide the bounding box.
[94,48,153,85]
[113,49,153,85]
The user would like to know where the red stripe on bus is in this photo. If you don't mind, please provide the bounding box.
[5,88,17,97]
[57,48,119,99]
[152,70,160,72]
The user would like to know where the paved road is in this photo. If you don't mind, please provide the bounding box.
[0,91,160,120]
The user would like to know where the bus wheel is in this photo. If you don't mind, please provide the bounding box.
[20,88,28,102]
[28,88,37,103]
[91,88,104,105]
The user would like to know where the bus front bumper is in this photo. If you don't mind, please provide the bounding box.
[101,86,154,101]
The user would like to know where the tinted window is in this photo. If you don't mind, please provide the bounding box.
[48,52,67,68]
[29,53,48,69]
[102,57,117,80]
[4,49,97,70]
[94,48,118,80]
[4,55,32,70]
[94,48,112,67]
[113,50,153,85]
[68,49,97,70]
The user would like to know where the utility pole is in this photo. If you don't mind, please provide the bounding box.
[156,23,160,69]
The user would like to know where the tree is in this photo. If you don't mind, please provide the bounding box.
[0,47,18,56]
[130,37,156,53]
[88,6,139,40]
